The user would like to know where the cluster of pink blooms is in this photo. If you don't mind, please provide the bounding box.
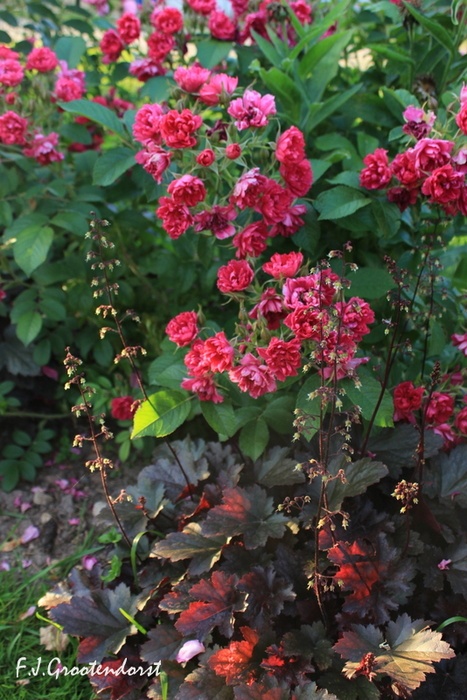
[393,333,467,446]
[165,258,375,403]
[133,73,313,245]
[94,0,313,81]
[0,44,89,164]
[359,89,467,216]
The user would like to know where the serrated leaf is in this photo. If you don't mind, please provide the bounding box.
[368,423,443,479]
[347,267,396,299]
[202,485,286,549]
[239,420,269,462]
[282,623,333,671]
[141,625,183,664]
[16,311,42,346]
[141,437,210,501]
[208,627,259,685]
[93,147,136,186]
[431,444,467,508]
[328,533,415,623]
[342,367,394,428]
[13,226,53,276]
[444,541,467,596]
[326,457,388,513]
[50,583,137,663]
[201,401,238,438]
[151,522,228,575]
[335,614,455,692]
[196,39,232,69]
[254,446,305,487]
[54,35,87,68]
[58,99,126,138]
[176,571,247,639]
[148,354,187,389]
[292,682,339,700]
[315,186,371,221]
[131,390,191,439]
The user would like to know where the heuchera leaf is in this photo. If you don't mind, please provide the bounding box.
[291,682,339,699]
[254,446,306,487]
[237,565,295,630]
[142,438,210,501]
[175,664,235,699]
[282,623,333,671]
[207,626,259,685]
[50,583,138,663]
[141,625,183,664]
[334,614,455,692]
[234,681,289,699]
[327,533,415,623]
[325,457,388,513]
[175,571,248,639]
[151,522,228,576]
[201,485,287,549]
[89,656,149,699]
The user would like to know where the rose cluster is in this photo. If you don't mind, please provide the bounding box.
[94,0,313,80]
[165,258,375,403]
[393,333,467,446]
[359,89,467,216]
[133,72,313,247]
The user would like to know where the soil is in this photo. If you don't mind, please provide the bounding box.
[0,457,132,577]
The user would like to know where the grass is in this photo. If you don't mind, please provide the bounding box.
[0,535,101,700]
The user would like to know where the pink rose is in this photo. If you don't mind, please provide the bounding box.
[275,126,306,164]
[156,197,193,239]
[165,311,199,347]
[208,10,236,40]
[229,353,277,398]
[425,392,454,425]
[257,337,302,381]
[228,89,276,130]
[359,148,392,190]
[160,109,202,149]
[133,103,164,145]
[26,47,59,72]
[199,74,238,106]
[174,64,211,93]
[116,12,141,44]
[393,381,424,422]
[111,396,137,420]
[0,110,28,145]
[168,174,207,207]
[262,252,304,279]
[217,259,254,293]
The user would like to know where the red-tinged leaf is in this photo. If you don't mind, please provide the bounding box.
[175,664,235,699]
[208,627,259,685]
[176,571,248,639]
[327,533,415,623]
[260,643,314,685]
[201,485,287,549]
[89,658,148,700]
[151,522,228,576]
[158,581,193,615]
[50,583,138,663]
[237,565,295,630]
[291,682,340,699]
[334,614,455,692]
[282,622,333,671]
[141,625,183,664]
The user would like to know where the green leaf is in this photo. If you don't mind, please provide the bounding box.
[342,367,394,428]
[201,401,238,438]
[58,99,127,138]
[148,354,187,390]
[254,446,305,487]
[403,2,455,56]
[371,199,401,239]
[4,213,49,242]
[258,67,302,120]
[139,76,175,102]
[347,266,396,299]
[251,29,283,68]
[131,390,191,439]
[93,147,136,186]
[239,419,269,462]
[315,186,371,221]
[368,43,414,65]
[54,36,87,68]
[305,83,362,133]
[13,226,53,277]
[196,40,232,69]
[326,457,389,512]
[151,522,228,576]
[16,311,43,346]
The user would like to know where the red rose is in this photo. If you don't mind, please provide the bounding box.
[393,381,424,422]
[160,109,202,149]
[117,12,141,44]
[226,143,242,159]
[196,148,215,166]
[359,148,392,190]
[166,311,199,347]
[217,259,254,293]
[111,396,137,420]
